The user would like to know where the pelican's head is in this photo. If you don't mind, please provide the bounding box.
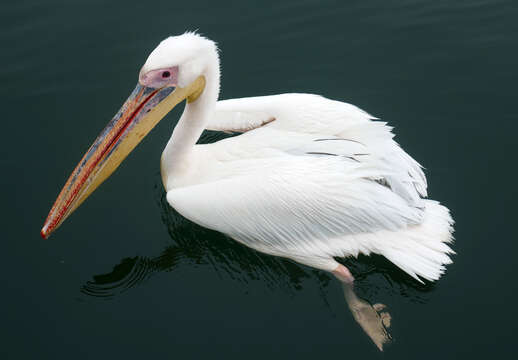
[41,32,216,239]
[139,32,218,91]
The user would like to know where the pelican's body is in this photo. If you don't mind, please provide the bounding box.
[162,92,453,281]
[42,33,454,349]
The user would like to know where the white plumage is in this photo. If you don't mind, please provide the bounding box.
[165,93,454,282]
[145,33,455,284]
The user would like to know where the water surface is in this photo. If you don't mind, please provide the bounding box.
[2,0,517,358]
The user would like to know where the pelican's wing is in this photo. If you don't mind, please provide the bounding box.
[207,98,276,133]
[209,94,427,201]
[167,154,424,261]
[208,93,375,133]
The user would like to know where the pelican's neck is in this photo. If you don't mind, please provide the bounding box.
[162,51,220,185]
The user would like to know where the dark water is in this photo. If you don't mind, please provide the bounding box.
[2,0,517,358]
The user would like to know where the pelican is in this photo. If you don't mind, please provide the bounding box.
[41,32,454,348]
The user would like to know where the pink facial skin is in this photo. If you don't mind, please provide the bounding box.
[139,66,179,89]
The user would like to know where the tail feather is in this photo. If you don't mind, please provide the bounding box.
[381,200,455,282]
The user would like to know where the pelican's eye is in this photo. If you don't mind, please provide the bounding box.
[139,66,179,89]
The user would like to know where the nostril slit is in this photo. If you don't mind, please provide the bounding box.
[162,71,170,78]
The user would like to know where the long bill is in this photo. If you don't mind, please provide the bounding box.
[41,75,206,239]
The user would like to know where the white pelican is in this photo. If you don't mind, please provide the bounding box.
[41,32,454,348]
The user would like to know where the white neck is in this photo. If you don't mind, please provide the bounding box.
[161,51,220,187]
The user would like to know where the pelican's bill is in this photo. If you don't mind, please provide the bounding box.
[41,76,206,238]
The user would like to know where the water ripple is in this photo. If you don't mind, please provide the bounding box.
[81,256,154,298]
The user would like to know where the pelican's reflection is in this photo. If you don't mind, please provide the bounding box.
[81,161,435,350]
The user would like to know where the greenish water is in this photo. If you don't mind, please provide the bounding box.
[2,0,517,358]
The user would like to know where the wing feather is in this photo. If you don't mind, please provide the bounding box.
[207,97,278,132]
[207,94,426,206]
[167,155,423,259]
